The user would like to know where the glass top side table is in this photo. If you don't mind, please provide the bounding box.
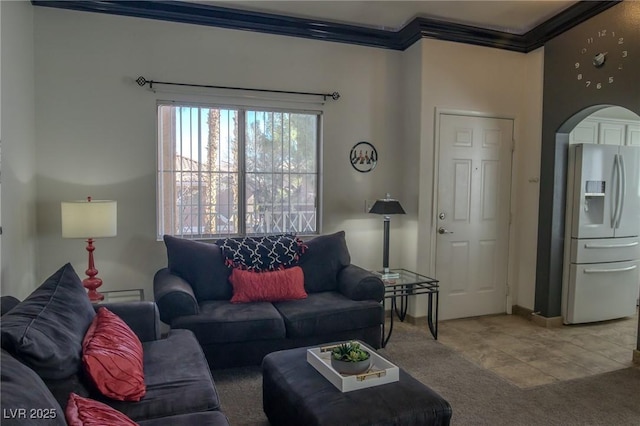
[93,289,145,304]
[377,268,439,347]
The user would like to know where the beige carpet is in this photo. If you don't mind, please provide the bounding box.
[211,322,640,425]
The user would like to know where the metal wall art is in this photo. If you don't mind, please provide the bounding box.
[350,141,377,173]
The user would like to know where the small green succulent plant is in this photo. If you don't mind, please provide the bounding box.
[331,342,370,362]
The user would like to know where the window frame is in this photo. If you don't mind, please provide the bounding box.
[156,100,323,240]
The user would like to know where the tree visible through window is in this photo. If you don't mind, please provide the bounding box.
[157,103,320,239]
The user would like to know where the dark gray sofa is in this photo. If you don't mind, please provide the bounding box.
[154,231,385,369]
[0,264,229,425]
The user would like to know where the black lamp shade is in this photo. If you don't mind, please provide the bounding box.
[369,198,405,215]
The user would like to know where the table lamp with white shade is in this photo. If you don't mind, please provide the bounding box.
[61,197,117,302]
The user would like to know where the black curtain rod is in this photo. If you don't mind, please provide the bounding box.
[135,76,340,101]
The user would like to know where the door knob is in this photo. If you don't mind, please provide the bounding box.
[438,227,453,235]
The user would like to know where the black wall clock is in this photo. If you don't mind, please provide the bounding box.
[350,141,377,173]
[574,28,629,90]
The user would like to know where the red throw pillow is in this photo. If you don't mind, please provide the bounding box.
[82,307,146,401]
[66,393,138,426]
[229,266,307,303]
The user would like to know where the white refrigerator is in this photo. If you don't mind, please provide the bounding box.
[562,143,640,324]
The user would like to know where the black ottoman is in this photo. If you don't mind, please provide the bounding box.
[262,346,452,426]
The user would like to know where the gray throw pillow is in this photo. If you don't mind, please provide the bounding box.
[0,349,65,425]
[299,231,351,293]
[0,263,96,379]
[164,235,232,301]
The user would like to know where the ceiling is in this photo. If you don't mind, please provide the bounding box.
[197,1,578,35]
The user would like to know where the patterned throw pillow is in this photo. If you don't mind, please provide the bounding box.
[216,234,306,272]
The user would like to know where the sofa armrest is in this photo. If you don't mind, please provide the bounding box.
[94,301,161,342]
[337,265,384,302]
[153,268,199,325]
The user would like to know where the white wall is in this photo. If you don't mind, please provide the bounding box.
[25,6,543,313]
[0,0,38,300]
[513,47,544,310]
[33,7,406,298]
[407,38,544,317]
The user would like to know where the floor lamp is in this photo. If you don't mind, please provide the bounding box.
[369,193,405,280]
[61,197,117,302]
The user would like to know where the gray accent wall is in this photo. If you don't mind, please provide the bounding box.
[536,1,640,318]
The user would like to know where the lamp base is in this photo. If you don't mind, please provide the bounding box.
[375,271,401,280]
[83,277,105,302]
[83,238,104,302]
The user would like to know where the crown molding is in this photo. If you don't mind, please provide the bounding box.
[522,0,622,52]
[31,0,621,53]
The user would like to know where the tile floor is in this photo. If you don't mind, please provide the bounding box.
[437,311,638,388]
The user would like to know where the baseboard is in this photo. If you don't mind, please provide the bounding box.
[512,305,534,321]
[634,350,640,365]
[398,307,564,328]
[512,305,564,327]
[395,314,425,325]
[531,313,564,328]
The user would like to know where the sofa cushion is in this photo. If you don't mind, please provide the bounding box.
[273,291,383,339]
[298,231,351,293]
[82,308,146,402]
[0,263,96,379]
[138,411,230,426]
[100,330,220,421]
[229,267,307,303]
[66,393,137,426]
[0,349,66,426]
[216,234,306,272]
[164,235,232,301]
[171,300,286,345]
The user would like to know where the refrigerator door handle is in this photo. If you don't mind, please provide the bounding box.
[584,241,639,249]
[611,154,619,229]
[583,265,637,274]
[615,154,626,229]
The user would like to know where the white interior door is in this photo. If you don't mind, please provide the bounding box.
[435,113,514,320]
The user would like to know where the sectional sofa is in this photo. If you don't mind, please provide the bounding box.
[0,264,229,425]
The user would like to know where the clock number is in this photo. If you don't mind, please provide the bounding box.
[596,83,602,89]
[598,30,607,37]
[581,48,587,54]
[586,81,591,87]
[618,38,624,45]
[609,77,614,84]
[587,37,594,44]
[622,50,628,58]
[577,73,583,81]
[575,62,580,69]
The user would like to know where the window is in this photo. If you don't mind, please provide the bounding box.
[157,103,320,239]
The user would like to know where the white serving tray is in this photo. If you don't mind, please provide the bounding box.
[306,341,399,392]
